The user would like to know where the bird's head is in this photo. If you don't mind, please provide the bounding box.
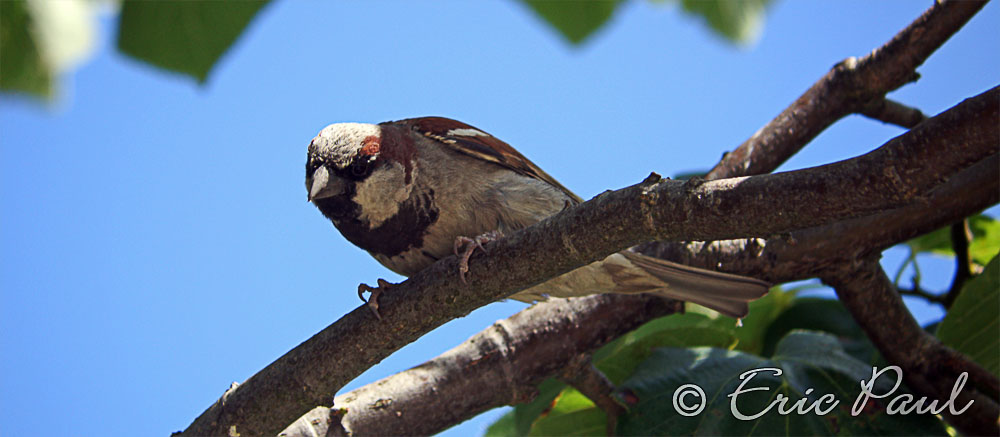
[306,122,419,228]
[306,123,384,202]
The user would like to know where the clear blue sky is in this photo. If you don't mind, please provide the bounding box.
[1,1,997,436]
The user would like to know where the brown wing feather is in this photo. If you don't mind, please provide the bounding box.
[387,117,583,204]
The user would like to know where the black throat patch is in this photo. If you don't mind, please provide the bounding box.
[315,188,438,259]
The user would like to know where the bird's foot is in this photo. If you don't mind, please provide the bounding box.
[453,230,504,284]
[357,278,395,320]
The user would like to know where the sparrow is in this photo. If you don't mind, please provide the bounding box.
[306,116,769,318]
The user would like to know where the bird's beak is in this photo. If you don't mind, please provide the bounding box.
[307,166,345,202]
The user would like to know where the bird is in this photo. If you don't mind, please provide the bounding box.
[305,116,769,319]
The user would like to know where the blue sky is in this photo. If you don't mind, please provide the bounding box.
[1,1,997,436]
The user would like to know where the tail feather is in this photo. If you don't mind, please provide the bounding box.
[620,250,770,317]
[512,251,771,318]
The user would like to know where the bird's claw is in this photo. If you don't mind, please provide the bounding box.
[357,278,395,320]
[453,231,503,284]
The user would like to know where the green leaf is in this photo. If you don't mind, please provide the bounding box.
[521,0,772,46]
[595,313,738,384]
[0,0,52,98]
[905,225,953,255]
[897,215,998,288]
[514,378,565,436]
[936,255,1000,377]
[528,389,606,436]
[712,284,796,355]
[483,408,518,437]
[508,315,735,436]
[519,0,621,44]
[490,313,739,435]
[617,331,948,436]
[968,216,1000,266]
[678,0,771,45]
[905,215,998,264]
[485,378,567,436]
[117,0,270,82]
[761,297,881,365]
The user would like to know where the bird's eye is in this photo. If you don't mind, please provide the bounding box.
[351,160,371,176]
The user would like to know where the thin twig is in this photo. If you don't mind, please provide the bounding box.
[860,98,929,128]
[706,0,987,179]
[897,286,947,305]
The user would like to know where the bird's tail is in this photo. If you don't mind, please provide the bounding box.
[512,250,770,318]
[618,250,770,318]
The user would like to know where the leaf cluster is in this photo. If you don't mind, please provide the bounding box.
[1,0,765,100]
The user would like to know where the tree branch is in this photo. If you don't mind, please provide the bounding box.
[859,98,928,128]
[706,0,986,179]
[822,259,1000,436]
[278,295,678,436]
[282,149,999,437]
[638,153,999,280]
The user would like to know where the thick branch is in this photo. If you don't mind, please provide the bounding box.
[639,153,999,280]
[279,295,678,436]
[706,0,986,179]
[181,86,998,436]
[823,260,1000,436]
